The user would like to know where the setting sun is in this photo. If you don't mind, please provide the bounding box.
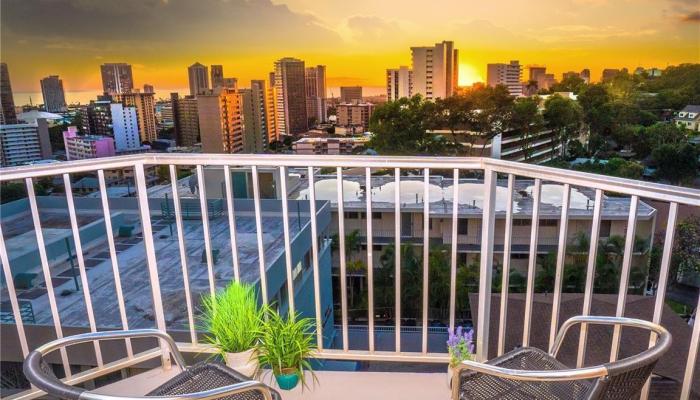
[458,63,483,86]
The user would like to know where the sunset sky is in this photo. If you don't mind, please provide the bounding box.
[1,0,699,103]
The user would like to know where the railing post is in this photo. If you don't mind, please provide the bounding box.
[476,168,497,362]
[134,163,171,368]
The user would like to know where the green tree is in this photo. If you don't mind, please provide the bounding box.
[671,216,700,283]
[511,97,543,161]
[550,75,586,94]
[651,143,698,184]
[543,94,583,158]
[632,123,687,159]
[369,95,450,155]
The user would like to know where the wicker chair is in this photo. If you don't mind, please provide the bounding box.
[453,316,672,400]
[23,329,281,400]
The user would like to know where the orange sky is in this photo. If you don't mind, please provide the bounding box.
[1,0,698,102]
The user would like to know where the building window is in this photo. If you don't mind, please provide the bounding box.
[600,220,612,237]
[372,212,382,219]
[344,211,359,219]
[458,219,469,235]
[513,219,532,227]
[539,219,557,227]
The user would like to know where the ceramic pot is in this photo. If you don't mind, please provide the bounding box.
[225,349,258,377]
[275,368,300,390]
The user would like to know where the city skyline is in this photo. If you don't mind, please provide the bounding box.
[1,0,698,103]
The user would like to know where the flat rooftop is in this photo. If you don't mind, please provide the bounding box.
[1,207,311,330]
[290,175,656,219]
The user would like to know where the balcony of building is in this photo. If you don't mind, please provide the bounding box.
[0,154,699,399]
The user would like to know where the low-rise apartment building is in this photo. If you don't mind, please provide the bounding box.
[63,126,115,160]
[0,119,51,167]
[292,136,369,155]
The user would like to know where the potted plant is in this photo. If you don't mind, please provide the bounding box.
[255,308,317,391]
[200,282,263,377]
[446,326,474,388]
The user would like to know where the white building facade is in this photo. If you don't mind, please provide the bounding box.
[110,103,141,152]
[386,66,413,101]
[410,41,458,100]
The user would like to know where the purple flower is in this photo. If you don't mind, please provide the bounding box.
[447,326,475,367]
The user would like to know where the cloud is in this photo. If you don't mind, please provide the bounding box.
[1,0,343,52]
[680,10,700,22]
[345,15,405,43]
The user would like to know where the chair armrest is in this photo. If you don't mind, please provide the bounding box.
[33,329,187,368]
[454,359,607,382]
[549,316,670,357]
[79,380,276,400]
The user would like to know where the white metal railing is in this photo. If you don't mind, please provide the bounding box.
[1,154,699,400]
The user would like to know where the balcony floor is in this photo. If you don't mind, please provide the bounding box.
[94,366,450,399]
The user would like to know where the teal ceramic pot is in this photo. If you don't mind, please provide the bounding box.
[275,369,299,390]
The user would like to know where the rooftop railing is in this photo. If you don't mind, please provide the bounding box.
[1,154,699,399]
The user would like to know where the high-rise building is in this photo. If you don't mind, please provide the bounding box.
[39,75,67,112]
[337,102,374,132]
[100,63,133,94]
[273,58,307,135]
[527,66,547,83]
[240,80,270,153]
[562,71,580,81]
[211,65,224,89]
[114,92,157,143]
[537,74,557,91]
[266,72,279,144]
[143,84,154,94]
[580,69,591,84]
[197,88,244,153]
[0,63,18,124]
[171,93,200,147]
[222,78,238,90]
[188,62,209,96]
[0,119,51,166]
[63,127,115,160]
[339,86,362,103]
[487,60,523,96]
[110,103,140,152]
[84,100,113,136]
[410,40,458,100]
[305,65,327,125]
[386,66,413,101]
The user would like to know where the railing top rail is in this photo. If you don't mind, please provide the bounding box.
[1,154,699,206]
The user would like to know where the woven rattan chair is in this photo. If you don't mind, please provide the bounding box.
[452,316,672,400]
[23,329,281,400]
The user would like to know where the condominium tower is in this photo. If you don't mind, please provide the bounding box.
[171,93,200,147]
[386,66,413,101]
[0,63,17,124]
[211,65,224,90]
[100,63,133,94]
[197,88,244,153]
[273,58,307,135]
[305,65,327,124]
[114,91,158,143]
[188,62,209,96]
[487,60,523,96]
[110,103,141,152]
[410,40,458,100]
[40,75,67,112]
[240,80,270,153]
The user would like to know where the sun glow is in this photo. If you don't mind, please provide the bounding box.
[458,63,483,86]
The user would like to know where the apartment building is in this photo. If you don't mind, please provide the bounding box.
[273,58,307,135]
[410,40,458,100]
[291,174,655,285]
[197,88,244,153]
[100,63,133,94]
[113,91,158,143]
[82,99,113,136]
[63,126,115,160]
[0,63,17,124]
[110,103,141,152]
[188,62,209,96]
[292,136,369,155]
[340,86,363,103]
[306,65,327,124]
[171,93,200,146]
[0,120,51,167]
[386,66,413,101]
[336,102,374,132]
[39,75,67,112]
[240,80,270,153]
[487,60,523,96]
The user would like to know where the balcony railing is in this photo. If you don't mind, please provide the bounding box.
[1,154,700,399]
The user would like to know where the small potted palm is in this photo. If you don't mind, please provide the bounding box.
[255,308,317,391]
[446,326,474,388]
[200,282,263,377]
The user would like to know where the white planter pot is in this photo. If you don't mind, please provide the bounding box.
[225,349,258,377]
